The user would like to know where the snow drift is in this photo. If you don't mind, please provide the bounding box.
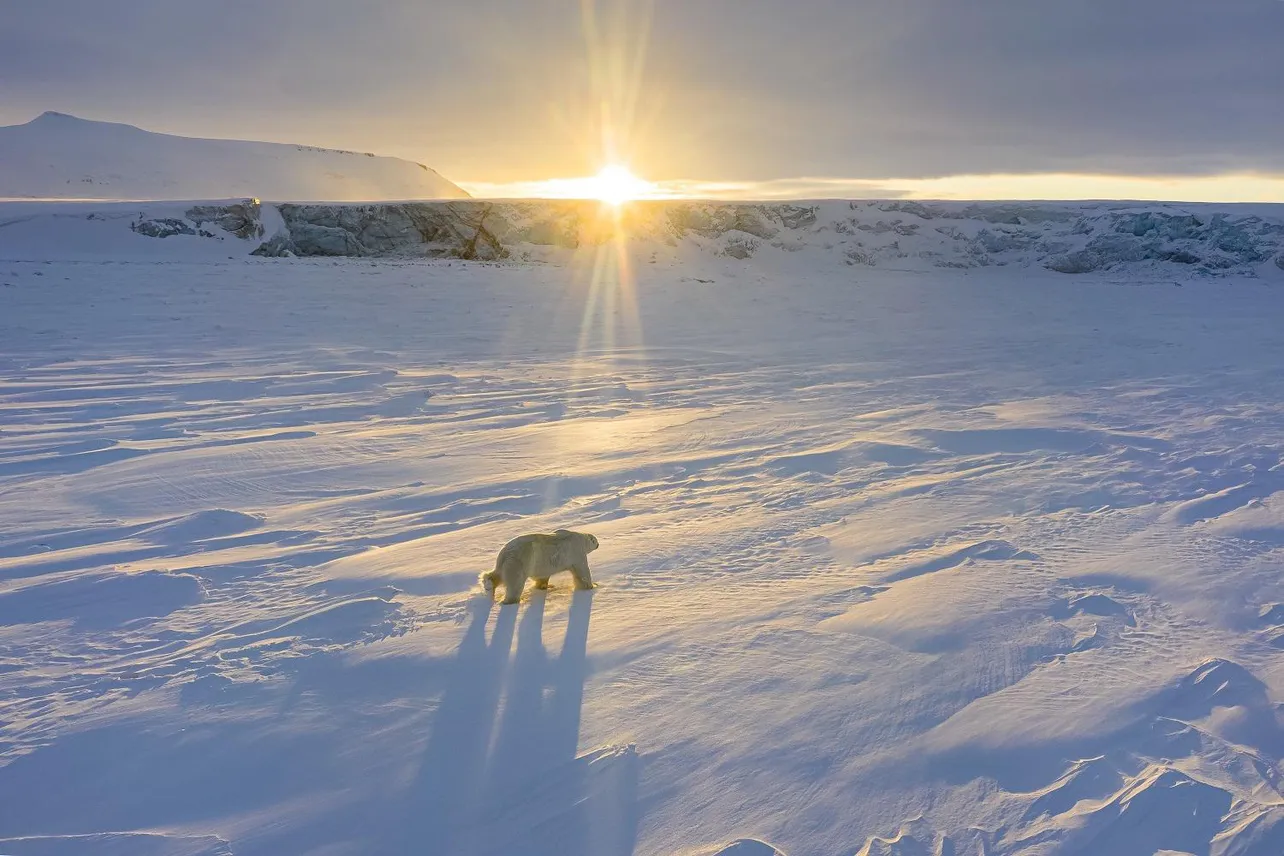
[0,112,469,201]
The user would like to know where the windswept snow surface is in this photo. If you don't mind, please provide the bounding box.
[0,112,468,201]
[3,224,1284,855]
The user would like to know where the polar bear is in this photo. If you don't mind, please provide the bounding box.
[482,530,599,605]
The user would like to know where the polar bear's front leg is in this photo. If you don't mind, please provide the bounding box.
[570,561,595,590]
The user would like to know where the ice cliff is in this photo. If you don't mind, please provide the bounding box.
[80,197,1284,276]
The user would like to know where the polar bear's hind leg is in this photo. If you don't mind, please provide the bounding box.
[499,556,527,605]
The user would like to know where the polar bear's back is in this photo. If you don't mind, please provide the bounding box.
[496,531,581,569]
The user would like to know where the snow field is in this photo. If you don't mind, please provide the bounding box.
[2,249,1284,854]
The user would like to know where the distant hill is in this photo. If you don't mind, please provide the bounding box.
[0,112,469,201]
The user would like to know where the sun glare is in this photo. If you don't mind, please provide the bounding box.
[512,165,658,205]
[462,165,668,203]
[586,165,651,205]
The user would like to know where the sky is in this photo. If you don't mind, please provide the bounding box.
[3,0,1283,200]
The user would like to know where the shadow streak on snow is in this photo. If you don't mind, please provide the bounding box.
[397,591,638,856]
[399,597,516,855]
[0,590,635,856]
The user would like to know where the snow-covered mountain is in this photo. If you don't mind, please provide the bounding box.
[0,111,469,201]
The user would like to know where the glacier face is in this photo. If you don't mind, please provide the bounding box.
[101,198,1284,276]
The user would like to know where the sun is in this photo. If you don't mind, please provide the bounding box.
[583,165,653,206]
[491,164,661,204]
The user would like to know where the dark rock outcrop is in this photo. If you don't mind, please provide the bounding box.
[187,201,263,239]
[250,233,296,257]
[131,218,198,239]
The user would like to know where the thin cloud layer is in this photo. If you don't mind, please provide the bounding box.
[2,0,1282,185]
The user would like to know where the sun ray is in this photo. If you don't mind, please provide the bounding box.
[544,1,655,432]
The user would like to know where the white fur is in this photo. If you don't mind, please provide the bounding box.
[482,529,599,605]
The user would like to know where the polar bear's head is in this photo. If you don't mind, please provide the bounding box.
[553,529,599,554]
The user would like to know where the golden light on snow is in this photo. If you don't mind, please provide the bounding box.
[571,200,642,364]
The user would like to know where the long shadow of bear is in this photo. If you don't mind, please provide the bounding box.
[402,590,638,856]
